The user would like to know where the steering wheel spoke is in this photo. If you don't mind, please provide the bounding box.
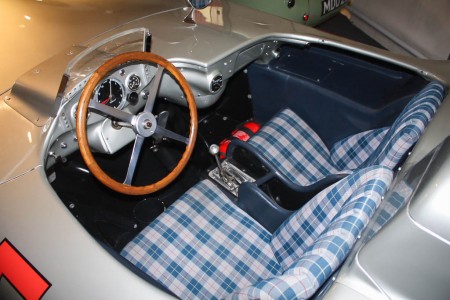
[124,134,145,186]
[143,65,164,113]
[155,126,189,144]
[89,100,135,124]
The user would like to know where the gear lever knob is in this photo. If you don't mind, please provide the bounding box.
[209,144,220,156]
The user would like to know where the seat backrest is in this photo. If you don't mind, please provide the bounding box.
[363,81,444,169]
[331,82,445,171]
[248,108,339,186]
[331,127,389,170]
[270,165,393,269]
[229,166,393,299]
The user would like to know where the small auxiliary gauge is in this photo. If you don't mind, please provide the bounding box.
[95,78,125,109]
[127,74,141,91]
[210,74,223,93]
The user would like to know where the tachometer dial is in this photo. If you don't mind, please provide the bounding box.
[95,78,124,108]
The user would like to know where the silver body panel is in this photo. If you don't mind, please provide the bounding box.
[0,0,186,94]
[1,1,450,299]
[324,139,450,300]
[0,166,176,299]
[350,0,450,60]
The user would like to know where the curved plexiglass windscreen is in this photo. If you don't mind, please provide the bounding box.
[62,28,149,103]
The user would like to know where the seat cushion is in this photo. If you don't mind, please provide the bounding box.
[248,108,338,186]
[121,180,282,300]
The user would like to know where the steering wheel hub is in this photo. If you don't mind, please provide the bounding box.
[134,112,157,137]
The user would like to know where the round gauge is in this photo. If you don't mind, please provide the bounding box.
[95,78,124,108]
[127,74,141,91]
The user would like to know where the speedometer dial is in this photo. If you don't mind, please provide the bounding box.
[95,78,124,108]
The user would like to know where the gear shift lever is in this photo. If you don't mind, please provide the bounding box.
[207,144,256,196]
[209,144,224,176]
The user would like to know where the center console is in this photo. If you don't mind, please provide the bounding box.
[206,141,345,232]
[208,160,256,196]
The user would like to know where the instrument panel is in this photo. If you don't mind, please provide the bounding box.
[47,39,281,168]
[48,64,152,165]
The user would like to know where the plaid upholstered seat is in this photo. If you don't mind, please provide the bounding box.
[247,82,444,186]
[122,166,392,299]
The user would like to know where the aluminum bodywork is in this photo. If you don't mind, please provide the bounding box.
[349,0,450,59]
[323,138,450,300]
[0,1,450,299]
[0,0,186,94]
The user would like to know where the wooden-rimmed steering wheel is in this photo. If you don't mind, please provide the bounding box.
[76,52,198,196]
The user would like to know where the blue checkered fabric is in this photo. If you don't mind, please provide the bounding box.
[121,180,282,300]
[359,82,444,169]
[229,166,393,299]
[248,82,444,187]
[248,108,339,186]
[123,167,392,299]
[331,127,389,170]
[368,180,414,238]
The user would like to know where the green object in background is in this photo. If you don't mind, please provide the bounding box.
[228,0,348,26]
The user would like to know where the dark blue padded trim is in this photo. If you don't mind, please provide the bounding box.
[237,182,293,233]
[248,45,428,148]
